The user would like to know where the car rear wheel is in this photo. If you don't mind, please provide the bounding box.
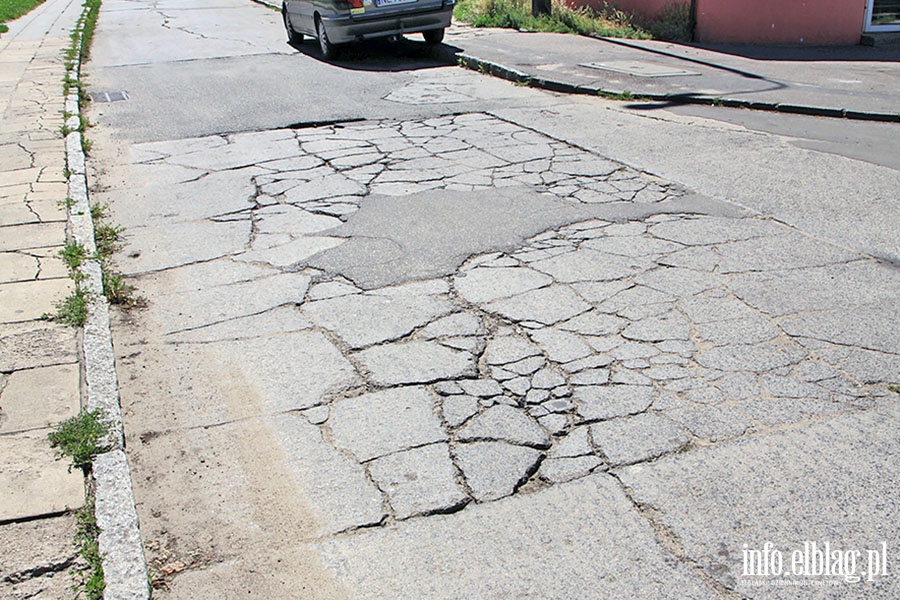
[283,7,304,44]
[316,17,338,59]
[423,27,444,45]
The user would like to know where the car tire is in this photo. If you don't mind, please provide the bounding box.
[316,17,338,59]
[283,7,304,44]
[423,28,444,45]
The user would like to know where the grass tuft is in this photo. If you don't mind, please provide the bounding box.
[0,0,46,36]
[454,0,650,38]
[48,409,111,470]
[73,494,105,599]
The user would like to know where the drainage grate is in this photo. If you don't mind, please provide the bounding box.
[579,61,700,78]
[91,91,129,103]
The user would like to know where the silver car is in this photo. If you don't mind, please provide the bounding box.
[282,0,454,59]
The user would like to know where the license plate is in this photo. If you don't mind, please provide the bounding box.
[375,0,416,6]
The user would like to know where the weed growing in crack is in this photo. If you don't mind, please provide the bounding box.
[102,271,143,307]
[60,241,88,271]
[73,492,105,600]
[48,409,111,470]
[889,384,900,394]
[44,283,90,327]
[93,223,124,258]
[90,206,145,306]
[90,202,108,220]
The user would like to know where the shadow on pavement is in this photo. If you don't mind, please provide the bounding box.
[286,36,460,71]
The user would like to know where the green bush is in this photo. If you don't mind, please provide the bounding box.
[455,0,651,39]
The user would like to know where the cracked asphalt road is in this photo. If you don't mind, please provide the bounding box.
[85,0,900,597]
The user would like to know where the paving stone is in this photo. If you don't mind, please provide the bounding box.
[531,248,650,283]
[739,397,843,428]
[484,335,543,365]
[452,441,543,501]
[758,374,832,399]
[558,310,627,336]
[836,348,900,384]
[355,341,475,386]
[165,305,313,344]
[694,316,779,346]
[253,205,342,235]
[528,327,592,363]
[793,360,839,382]
[575,385,655,422]
[454,266,552,304]
[708,373,759,400]
[433,381,463,396]
[550,426,594,458]
[590,413,690,466]
[621,311,691,343]
[458,379,503,398]
[779,304,900,356]
[0,252,39,282]
[599,285,677,317]
[0,363,78,434]
[304,292,453,349]
[456,405,550,449]
[525,388,550,405]
[0,278,70,323]
[531,366,566,389]
[502,377,532,396]
[611,370,653,386]
[696,344,805,372]
[664,404,752,442]
[569,369,611,386]
[728,261,900,318]
[302,406,330,425]
[542,397,575,414]
[486,285,590,325]
[561,353,613,373]
[0,321,76,372]
[419,312,484,339]
[0,431,84,521]
[679,296,759,324]
[537,413,568,435]
[649,216,779,246]
[438,337,483,353]
[441,395,479,428]
[615,411,899,596]
[538,456,603,483]
[635,267,723,297]
[643,365,692,381]
[316,472,717,597]
[329,387,447,462]
[219,330,358,413]
[271,415,385,535]
[368,443,469,520]
[570,280,632,303]
[581,235,682,258]
[505,355,546,376]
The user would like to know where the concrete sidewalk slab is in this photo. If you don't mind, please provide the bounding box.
[442,26,900,120]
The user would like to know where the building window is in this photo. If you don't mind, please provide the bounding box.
[866,0,900,31]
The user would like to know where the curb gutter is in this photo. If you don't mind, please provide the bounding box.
[65,7,150,600]
[447,48,900,123]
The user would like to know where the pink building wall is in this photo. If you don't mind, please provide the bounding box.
[694,0,868,45]
[570,0,869,45]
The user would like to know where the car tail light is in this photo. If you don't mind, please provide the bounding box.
[336,0,364,9]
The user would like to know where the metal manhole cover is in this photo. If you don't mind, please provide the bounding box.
[579,61,700,78]
[91,91,129,103]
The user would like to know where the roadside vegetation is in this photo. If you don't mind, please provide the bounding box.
[0,0,46,35]
[48,409,111,600]
[453,0,692,42]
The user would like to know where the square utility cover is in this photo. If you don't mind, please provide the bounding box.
[579,61,700,78]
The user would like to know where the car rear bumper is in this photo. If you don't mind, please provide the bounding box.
[322,2,454,43]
